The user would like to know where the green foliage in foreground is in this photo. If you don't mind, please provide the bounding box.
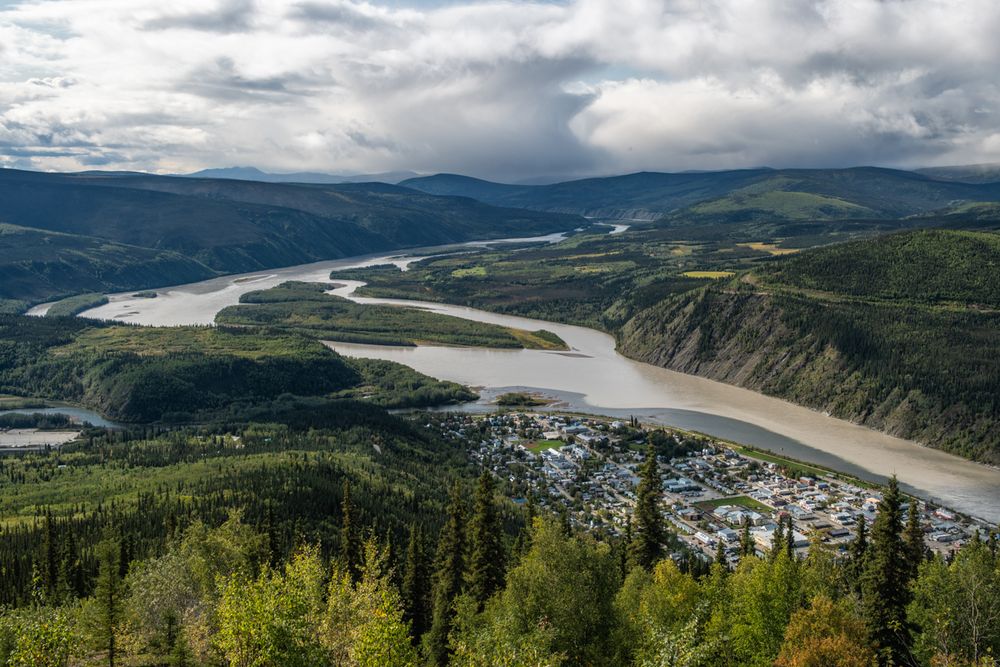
[3,479,998,667]
[216,281,566,350]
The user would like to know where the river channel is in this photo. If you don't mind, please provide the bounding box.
[32,232,1000,523]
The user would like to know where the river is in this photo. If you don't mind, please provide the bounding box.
[39,232,1000,523]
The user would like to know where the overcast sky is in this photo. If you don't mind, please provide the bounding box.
[1,0,998,182]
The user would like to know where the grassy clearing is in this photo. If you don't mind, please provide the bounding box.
[681,271,735,279]
[527,439,563,453]
[451,266,487,278]
[738,242,800,256]
[690,189,873,219]
[736,447,830,478]
[507,328,567,350]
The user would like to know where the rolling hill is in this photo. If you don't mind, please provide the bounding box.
[182,166,419,184]
[402,167,1000,221]
[0,168,584,306]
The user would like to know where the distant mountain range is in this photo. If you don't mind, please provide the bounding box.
[182,166,421,184]
[915,163,1000,184]
[0,168,582,308]
[4,162,1000,310]
[401,167,1000,221]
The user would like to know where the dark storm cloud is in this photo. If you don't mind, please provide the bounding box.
[143,0,257,33]
[289,1,383,30]
[178,57,322,103]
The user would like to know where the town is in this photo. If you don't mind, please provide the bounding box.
[423,409,989,565]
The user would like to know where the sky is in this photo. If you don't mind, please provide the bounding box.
[1,0,999,182]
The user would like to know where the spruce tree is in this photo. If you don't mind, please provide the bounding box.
[425,482,467,666]
[466,471,505,608]
[340,480,360,580]
[620,516,633,578]
[861,476,912,666]
[850,517,868,592]
[512,494,537,560]
[784,515,795,560]
[903,500,925,582]
[739,518,754,559]
[628,445,667,570]
[714,536,728,571]
[771,517,786,561]
[94,538,123,667]
[402,524,431,641]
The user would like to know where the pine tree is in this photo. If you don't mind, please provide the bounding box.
[620,516,633,578]
[94,537,123,667]
[425,481,467,666]
[402,524,431,641]
[39,510,58,603]
[466,471,505,608]
[512,494,537,560]
[903,500,925,582]
[714,536,728,571]
[340,480,360,580]
[771,517,786,561]
[740,518,754,559]
[861,476,912,666]
[784,515,795,560]
[57,530,84,601]
[628,445,667,570]
[170,627,193,667]
[850,518,868,592]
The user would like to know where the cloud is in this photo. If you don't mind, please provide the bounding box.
[141,0,258,33]
[0,0,998,179]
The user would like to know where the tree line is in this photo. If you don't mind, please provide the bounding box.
[3,445,999,666]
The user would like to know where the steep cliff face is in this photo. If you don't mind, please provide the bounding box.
[618,284,1000,464]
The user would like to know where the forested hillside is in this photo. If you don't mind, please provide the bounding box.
[0,168,583,308]
[2,436,996,667]
[620,230,1000,463]
[0,315,474,423]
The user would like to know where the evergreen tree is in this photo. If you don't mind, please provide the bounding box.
[714,537,728,571]
[402,524,431,641]
[39,511,58,603]
[57,529,84,601]
[620,517,633,578]
[170,628,193,667]
[425,481,467,666]
[739,518,754,559]
[339,480,360,580]
[628,446,667,570]
[850,518,868,592]
[466,471,505,608]
[784,515,795,560]
[861,476,912,666]
[771,517,786,561]
[512,494,538,560]
[94,538,123,667]
[903,501,925,582]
